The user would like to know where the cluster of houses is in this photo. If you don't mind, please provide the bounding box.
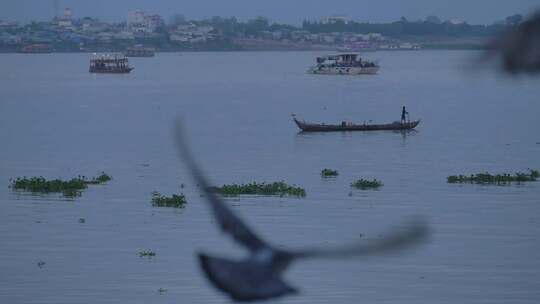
[260,30,385,44]
[249,29,419,50]
[127,10,164,34]
[0,20,22,45]
[169,24,217,44]
[0,8,221,51]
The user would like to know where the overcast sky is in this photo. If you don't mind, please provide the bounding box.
[2,0,539,24]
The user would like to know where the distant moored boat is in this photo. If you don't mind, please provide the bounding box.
[125,45,155,57]
[19,44,53,54]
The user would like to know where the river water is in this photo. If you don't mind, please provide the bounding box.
[0,51,539,304]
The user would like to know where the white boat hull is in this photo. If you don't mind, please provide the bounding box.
[308,66,379,75]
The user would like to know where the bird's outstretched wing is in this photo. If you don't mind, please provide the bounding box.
[291,219,429,260]
[486,11,540,74]
[174,123,269,252]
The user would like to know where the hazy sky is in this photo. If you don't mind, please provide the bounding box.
[1,0,539,24]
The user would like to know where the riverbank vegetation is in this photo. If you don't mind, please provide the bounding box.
[213,181,306,197]
[351,179,383,190]
[447,169,539,185]
[9,172,113,198]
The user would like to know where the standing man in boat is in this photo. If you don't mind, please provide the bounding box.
[401,106,409,124]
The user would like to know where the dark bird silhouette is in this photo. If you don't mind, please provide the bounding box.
[175,125,429,302]
[487,11,540,74]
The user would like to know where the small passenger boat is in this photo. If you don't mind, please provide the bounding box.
[308,53,379,75]
[292,115,420,132]
[89,53,133,74]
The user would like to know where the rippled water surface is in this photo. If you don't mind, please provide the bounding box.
[1,51,540,304]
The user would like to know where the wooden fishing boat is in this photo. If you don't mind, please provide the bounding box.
[293,116,420,132]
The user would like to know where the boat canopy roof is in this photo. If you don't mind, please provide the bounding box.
[318,53,361,62]
[90,53,128,62]
[91,53,127,59]
[329,53,361,57]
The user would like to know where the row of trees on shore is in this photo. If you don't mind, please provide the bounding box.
[187,14,524,38]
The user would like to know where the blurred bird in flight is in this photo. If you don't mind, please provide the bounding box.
[487,11,540,74]
[175,124,430,302]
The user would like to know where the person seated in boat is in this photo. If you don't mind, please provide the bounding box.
[401,106,409,124]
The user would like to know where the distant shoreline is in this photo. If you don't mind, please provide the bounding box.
[0,43,489,54]
[0,48,487,54]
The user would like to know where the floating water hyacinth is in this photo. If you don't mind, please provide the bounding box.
[321,168,339,177]
[447,169,539,185]
[9,172,113,198]
[138,249,156,257]
[85,172,112,184]
[213,181,306,197]
[151,191,187,208]
[351,179,383,190]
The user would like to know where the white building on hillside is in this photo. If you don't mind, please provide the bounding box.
[56,8,73,28]
[448,18,465,25]
[321,16,350,24]
[128,10,146,27]
[127,10,164,33]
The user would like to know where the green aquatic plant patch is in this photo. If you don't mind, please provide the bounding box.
[86,172,113,184]
[214,181,306,197]
[351,179,383,190]
[138,249,156,257]
[151,191,187,208]
[321,168,339,177]
[447,169,539,185]
[9,172,113,198]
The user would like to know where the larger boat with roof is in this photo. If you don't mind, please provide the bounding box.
[308,53,379,75]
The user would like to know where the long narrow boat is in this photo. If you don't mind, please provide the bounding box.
[293,116,420,132]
